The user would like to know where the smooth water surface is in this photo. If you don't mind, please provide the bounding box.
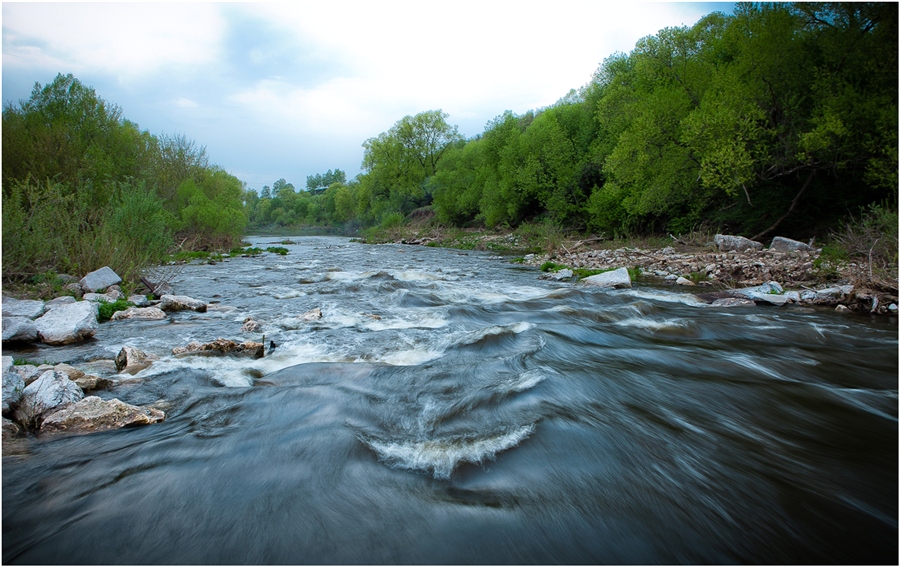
[3,236,897,564]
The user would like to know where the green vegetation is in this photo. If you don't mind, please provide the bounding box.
[3,73,247,287]
[265,247,289,255]
[96,298,131,322]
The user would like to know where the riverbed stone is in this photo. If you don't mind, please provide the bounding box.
[2,371,26,415]
[74,374,114,392]
[2,317,39,343]
[172,338,264,359]
[582,267,631,288]
[675,276,695,286]
[2,297,45,319]
[46,296,78,309]
[769,236,813,252]
[79,266,122,293]
[241,318,262,332]
[110,307,167,321]
[2,416,21,441]
[53,363,85,382]
[115,346,154,374]
[64,282,84,299]
[128,295,151,307]
[711,297,757,307]
[11,365,43,386]
[34,300,99,345]
[2,357,12,375]
[714,234,764,252]
[160,294,207,312]
[40,396,165,434]
[14,370,84,427]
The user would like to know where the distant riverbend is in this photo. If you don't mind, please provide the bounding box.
[3,235,897,564]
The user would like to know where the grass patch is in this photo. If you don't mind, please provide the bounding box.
[265,247,289,255]
[96,298,131,322]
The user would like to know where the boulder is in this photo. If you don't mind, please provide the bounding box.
[2,317,38,343]
[541,269,573,281]
[74,374,114,392]
[63,283,84,299]
[160,294,207,312]
[714,234,763,252]
[53,363,85,382]
[582,267,632,288]
[11,364,44,386]
[1,356,12,375]
[104,288,125,301]
[128,294,151,307]
[79,266,122,293]
[40,396,165,434]
[13,370,84,427]
[769,236,813,252]
[110,307,167,321]
[172,338,264,359]
[2,297,45,319]
[2,416,22,442]
[46,296,77,308]
[299,307,323,321]
[115,346,154,374]
[675,276,695,286]
[241,318,262,333]
[34,301,98,345]
[2,371,26,415]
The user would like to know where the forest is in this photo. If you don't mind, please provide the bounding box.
[3,2,897,287]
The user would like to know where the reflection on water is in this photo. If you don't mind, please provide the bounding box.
[3,236,897,564]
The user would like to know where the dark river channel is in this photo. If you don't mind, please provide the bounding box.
[3,236,897,564]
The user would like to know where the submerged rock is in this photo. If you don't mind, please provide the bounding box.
[241,318,262,332]
[40,396,165,434]
[710,297,757,307]
[581,267,631,288]
[34,300,99,345]
[172,338,264,359]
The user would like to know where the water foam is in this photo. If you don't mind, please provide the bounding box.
[363,424,536,479]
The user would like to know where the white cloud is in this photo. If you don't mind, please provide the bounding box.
[2,3,225,79]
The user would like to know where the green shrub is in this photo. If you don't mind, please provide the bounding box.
[97,299,131,322]
[266,247,289,255]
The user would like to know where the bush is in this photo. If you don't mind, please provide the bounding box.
[97,299,131,322]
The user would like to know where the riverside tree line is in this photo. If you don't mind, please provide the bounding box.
[3,2,896,287]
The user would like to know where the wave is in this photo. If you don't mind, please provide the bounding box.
[360,424,536,479]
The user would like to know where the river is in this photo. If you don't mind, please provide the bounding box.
[3,235,897,564]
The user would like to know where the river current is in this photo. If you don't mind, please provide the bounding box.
[3,236,897,564]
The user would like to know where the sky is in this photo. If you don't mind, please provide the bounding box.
[2,1,733,193]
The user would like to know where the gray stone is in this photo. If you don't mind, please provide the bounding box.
[46,296,77,308]
[82,293,113,303]
[160,294,207,312]
[110,307,167,321]
[34,300,98,345]
[172,338,264,359]
[675,276,695,286]
[2,297,45,319]
[769,236,813,252]
[1,356,12,375]
[13,370,84,427]
[40,396,165,434]
[815,286,845,299]
[79,266,122,293]
[582,267,632,288]
[115,346,154,374]
[2,371,26,415]
[784,291,801,303]
[711,298,757,307]
[714,234,763,252]
[11,365,43,386]
[63,283,84,299]
[888,304,898,314]
[2,317,38,343]
[743,291,791,306]
[128,294,151,307]
[547,269,573,281]
[74,375,114,392]
[800,290,818,301]
[103,289,125,301]
[53,363,84,381]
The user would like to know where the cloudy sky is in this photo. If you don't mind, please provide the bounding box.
[3,1,732,193]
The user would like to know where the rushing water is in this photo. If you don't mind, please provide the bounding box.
[3,236,897,564]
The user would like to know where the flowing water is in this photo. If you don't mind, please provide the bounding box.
[3,236,897,564]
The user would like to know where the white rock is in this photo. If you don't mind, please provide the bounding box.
[582,267,631,288]
[40,396,165,434]
[675,277,695,286]
[714,234,763,252]
[769,236,813,252]
[1,357,12,374]
[888,304,898,313]
[79,266,122,293]
[710,298,756,307]
[110,307,167,321]
[2,297,45,319]
[13,370,84,427]
[34,301,99,345]
[160,295,207,312]
[128,294,151,307]
[46,296,77,308]
[2,371,25,414]
[784,291,801,303]
[2,317,38,343]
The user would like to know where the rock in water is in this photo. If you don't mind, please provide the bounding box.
[78,266,122,293]
[582,267,631,288]
[110,307,167,321]
[13,370,84,428]
[160,294,207,312]
[2,371,26,415]
[34,301,98,345]
[41,396,165,434]
[115,346,154,374]
[172,338,264,359]
[2,317,39,343]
